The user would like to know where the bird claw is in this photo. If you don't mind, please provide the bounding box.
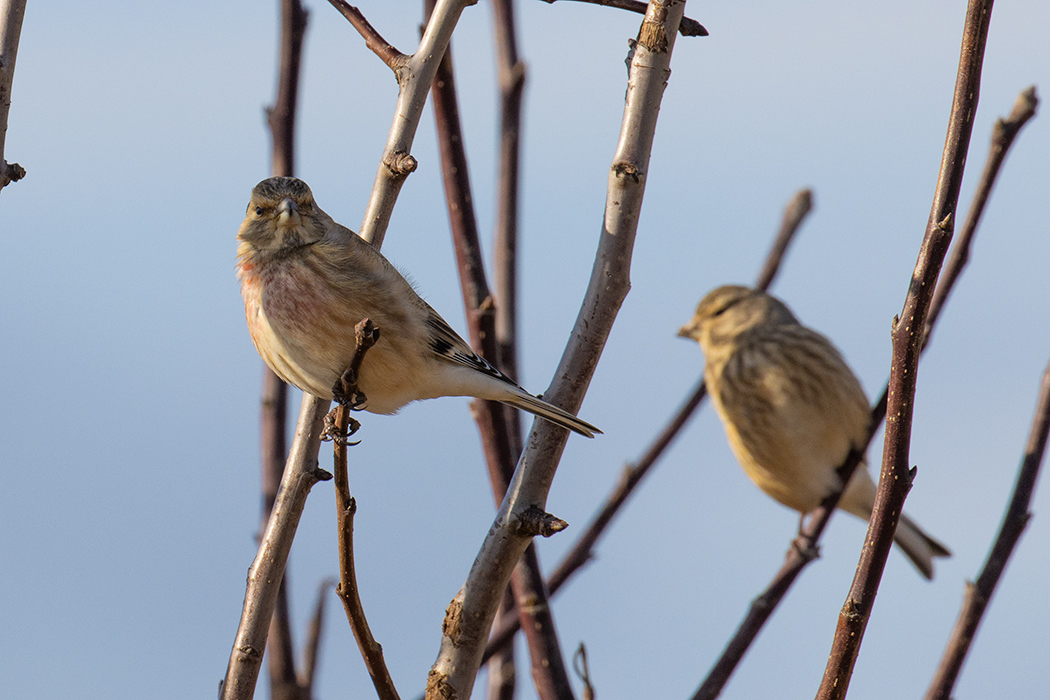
[321,408,361,446]
[332,371,368,410]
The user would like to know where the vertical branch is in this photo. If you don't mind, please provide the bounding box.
[0,0,28,189]
[330,321,399,700]
[815,2,994,698]
[222,402,332,700]
[260,2,311,699]
[492,0,526,390]
[427,6,575,696]
[925,358,1050,700]
[426,3,687,698]
[488,4,527,697]
[267,0,309,178]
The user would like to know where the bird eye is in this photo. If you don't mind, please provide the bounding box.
[255,206,265,216]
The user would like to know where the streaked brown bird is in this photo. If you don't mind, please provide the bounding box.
[678,285,949,578]
[236,176,599,438]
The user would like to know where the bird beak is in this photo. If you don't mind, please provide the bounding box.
[276,198,301,228]
[677,322,697,339]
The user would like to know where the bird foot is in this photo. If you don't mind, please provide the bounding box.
[331,318,381,410]
[322,409,361,446]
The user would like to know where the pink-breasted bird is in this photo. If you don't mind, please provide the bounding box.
[236,176,599,438]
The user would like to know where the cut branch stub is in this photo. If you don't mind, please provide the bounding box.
[513,505,569,538]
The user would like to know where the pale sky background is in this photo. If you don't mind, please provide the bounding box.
[3,2,1049,699]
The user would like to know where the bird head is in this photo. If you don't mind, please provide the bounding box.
[678,285,798,354]
[237,177,330,258]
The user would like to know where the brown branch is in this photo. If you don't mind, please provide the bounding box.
[925,358,1050,699]
[486,589,518,700]
[224,3,315,698]
[298,579,334,696]
[925,86,1037,344]
[0,0,28,190]
[487,5,526,696]
[428,11,575,697]
[329,320,400,700]
[483,188,813,663]
[691,446,866,700]
[539,0,708,37]
[327,0,406,70]
[261,2,310,697]
[816,2,995,697]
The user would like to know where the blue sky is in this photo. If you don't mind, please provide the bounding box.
[2,2,1049,699]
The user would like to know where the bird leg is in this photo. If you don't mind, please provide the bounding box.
[790,512,821,563]
[323,319,381,445]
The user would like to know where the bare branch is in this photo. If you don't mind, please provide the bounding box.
[261,2,309,696]
[357,0,475,249]
[924,86,1037,344]
[925,358,1050,699]
[0,0,28,190]
[426,3,688,697]
[488,5,526,696]
[328,0,406,70]
[221,400,332,700]
[539,0,708,37]
[298,579,334,695]
[428,15,575,696]
[816,2,995,697]
[330,320,400,700]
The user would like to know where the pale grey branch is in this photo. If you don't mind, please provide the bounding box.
[0,0,28,190]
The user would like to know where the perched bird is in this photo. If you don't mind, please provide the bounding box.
[678,285,949,578]
[236,176,599,438]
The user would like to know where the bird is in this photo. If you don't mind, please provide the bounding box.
[678,284,949,578]
[236,176,599,438]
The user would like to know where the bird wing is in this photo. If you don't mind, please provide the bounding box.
[423,310,517,386]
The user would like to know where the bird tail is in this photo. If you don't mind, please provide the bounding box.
[893,513,952,580]
[499,389,601,439]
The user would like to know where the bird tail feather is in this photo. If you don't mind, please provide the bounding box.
[893,513,951,580]
[500,390,601,439]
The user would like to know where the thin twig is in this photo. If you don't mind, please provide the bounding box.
[483,188,813,662]
[261,2,310,697]
[0,0,28,190]
[925,358,1050,700]
[426,4,688,697]
[815,2,995,697]
[330,320,399,700]
[924,86,1038,345]
[328,0,406,70]
[298,579,334,696]
[539,0,708,37]
[428,12,575,696]
[572,644,595,700]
